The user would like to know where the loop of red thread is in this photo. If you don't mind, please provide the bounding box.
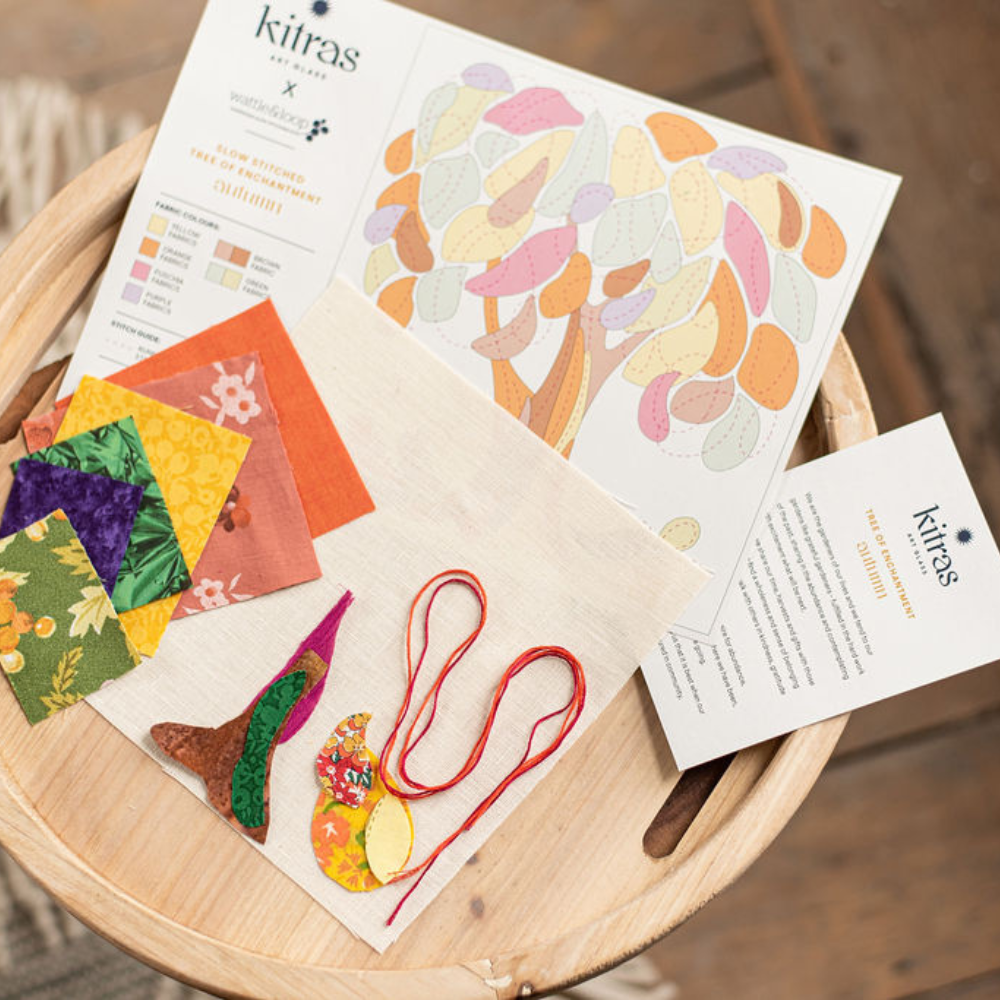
[378,569,586,926]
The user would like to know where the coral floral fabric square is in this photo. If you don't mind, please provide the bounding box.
[24,301,373,538]
[131,354,321,616]
[55,378,251,655]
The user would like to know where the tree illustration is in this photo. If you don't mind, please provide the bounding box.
[362,62,847,481]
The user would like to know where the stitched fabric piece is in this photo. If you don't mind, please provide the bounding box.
[311,749,404,893]
[363,793,414,884]
[0,512,140,725]
[316,713,374,807]
[25,301,374,538]
[55,378,251,656]
[231,670,307,828]
[126,353,320,618]
[1,460,144,597]
[150,650,327,843]
[20,419,186,614]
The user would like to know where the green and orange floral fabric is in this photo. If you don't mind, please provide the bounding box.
[0,511,140,724]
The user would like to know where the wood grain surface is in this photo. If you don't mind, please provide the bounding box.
[0,0,997,996]
[0,120,872,998]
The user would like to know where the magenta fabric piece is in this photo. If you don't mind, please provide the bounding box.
[251,590,354,743]
[0,459,144,595]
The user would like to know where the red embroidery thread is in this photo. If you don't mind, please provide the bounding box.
[378,568,586,925]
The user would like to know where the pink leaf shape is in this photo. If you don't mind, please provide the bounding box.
[471,296,537,359]
[638,371,680,442]
[364,204,408,244]
[724,203,769,317]
[462,63,514,93]
[488,158,548,228]
[465,226,577,297]
[484,87,584,135]
[600,289,656,330]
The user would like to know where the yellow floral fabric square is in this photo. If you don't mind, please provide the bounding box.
[56,377,251,655]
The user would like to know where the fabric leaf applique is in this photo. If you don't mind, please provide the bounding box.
[316,712,375,808]
[67,586,115,637]
[40,647,84,716]
[52,538,100,583]
[150,650,327,843]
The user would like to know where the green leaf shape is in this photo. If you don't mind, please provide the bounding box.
[67,585,115,637]
[231,671,306,828]
[52,538,100,582]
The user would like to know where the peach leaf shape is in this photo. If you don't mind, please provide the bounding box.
[670,377,735,424]
[471,296,537,359]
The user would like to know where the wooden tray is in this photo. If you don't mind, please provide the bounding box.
[0,129,876,999]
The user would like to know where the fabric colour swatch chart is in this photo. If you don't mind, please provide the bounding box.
[61,0,899,641]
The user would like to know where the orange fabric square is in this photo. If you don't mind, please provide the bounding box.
[34,301,373,538]
[230,247,251,267]
[139,237,159,258]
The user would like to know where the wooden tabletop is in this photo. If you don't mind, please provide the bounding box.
[0,1,998,996]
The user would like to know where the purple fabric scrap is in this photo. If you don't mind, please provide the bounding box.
[0,459,145,596]
[249,590,354,743]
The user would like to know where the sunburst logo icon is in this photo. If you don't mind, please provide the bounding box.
[955,527,974,545]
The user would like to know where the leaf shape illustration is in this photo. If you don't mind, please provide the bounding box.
[68,586,116,637]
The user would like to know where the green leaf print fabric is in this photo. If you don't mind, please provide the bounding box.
[17,418,190,613]
[0,512,140,724]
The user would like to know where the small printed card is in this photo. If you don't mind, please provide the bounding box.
[645,415,1000,770]
[0,512,140,725]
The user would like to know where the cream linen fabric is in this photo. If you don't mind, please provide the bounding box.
[87,278,709,951]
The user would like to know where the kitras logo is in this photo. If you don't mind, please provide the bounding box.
[913,504,966,586]
[255,4,360,72]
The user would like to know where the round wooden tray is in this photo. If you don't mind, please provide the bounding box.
[0,130,876,999]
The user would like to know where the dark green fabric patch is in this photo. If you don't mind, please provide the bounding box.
[231,670,306,827]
